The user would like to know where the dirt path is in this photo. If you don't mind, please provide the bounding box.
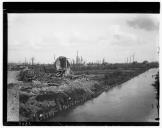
[7,71,20,121]
[8,71,20,84]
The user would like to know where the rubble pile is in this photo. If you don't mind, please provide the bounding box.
[18,69,61,85]
[19,76,101,121]
[18,69,35,82]
[17,67,102,121]
[18,68,90,87]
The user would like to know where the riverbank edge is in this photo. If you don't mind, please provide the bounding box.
[152,71,159,121]
[21,67,157,122]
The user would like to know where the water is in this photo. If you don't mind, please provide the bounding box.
[49,68,158,122]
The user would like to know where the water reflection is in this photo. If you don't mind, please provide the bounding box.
[49,68,158,122]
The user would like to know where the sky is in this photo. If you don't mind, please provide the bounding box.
[8,13,159,64]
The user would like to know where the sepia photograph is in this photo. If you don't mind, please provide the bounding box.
[4,2,160,126]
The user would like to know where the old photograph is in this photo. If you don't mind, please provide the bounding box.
[4,2,160,125]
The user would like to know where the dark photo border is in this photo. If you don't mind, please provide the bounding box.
[3,2,160,126]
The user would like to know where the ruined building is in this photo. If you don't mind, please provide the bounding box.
[54,56,71,77]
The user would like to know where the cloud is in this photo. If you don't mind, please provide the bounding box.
[112,34,138,47]
[127,16,159,31]
[111,25,138,47]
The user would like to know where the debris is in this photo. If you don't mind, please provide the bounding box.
[32,80,41,85]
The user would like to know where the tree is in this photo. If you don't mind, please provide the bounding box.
[102,58,105,64]
[31,57,35,65]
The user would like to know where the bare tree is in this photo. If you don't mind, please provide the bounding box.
[31,57,35,65]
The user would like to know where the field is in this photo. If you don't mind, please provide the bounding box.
[7,62,158,121]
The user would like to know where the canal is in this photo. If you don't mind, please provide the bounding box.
[49,68,159,122]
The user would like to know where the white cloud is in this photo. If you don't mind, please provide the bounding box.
[8,14,159,63]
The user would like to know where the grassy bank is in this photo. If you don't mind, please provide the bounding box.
[8,63,158,121]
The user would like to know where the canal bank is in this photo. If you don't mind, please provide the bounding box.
[47,68,159,122]
[12,64,158,121]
